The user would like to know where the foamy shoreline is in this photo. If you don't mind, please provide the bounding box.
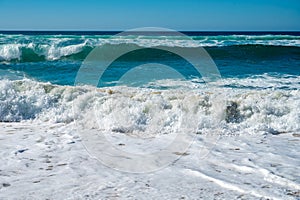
[0,122,299,199]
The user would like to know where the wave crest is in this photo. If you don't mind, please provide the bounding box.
[0,34,299,62]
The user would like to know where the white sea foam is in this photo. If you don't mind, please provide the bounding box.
[45,42,87,60]
[0,44,22,61]
[0,77,299,135]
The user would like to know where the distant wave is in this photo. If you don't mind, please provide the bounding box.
[0,34,299,62]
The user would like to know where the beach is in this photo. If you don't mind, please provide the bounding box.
[1,121,299,199]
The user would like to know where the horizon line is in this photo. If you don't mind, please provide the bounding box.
[0,29,300,32]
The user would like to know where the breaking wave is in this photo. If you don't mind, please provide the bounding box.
[1,77,299,136]
[0,34,299,62]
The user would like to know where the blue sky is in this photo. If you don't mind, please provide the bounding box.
[0,0,299,31]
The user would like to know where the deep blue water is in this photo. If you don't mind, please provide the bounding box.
[0,31,299,87]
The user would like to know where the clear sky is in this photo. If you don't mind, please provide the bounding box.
[0,0,299,31]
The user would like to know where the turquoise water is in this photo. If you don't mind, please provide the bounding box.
[0,32,299,88]
[0,31,299,133]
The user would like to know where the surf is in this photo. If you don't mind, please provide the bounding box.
[1,33,300,63]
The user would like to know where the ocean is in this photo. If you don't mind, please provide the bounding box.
[1,31,300,85]
[1,31,300,198]
[0,31,299,126]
